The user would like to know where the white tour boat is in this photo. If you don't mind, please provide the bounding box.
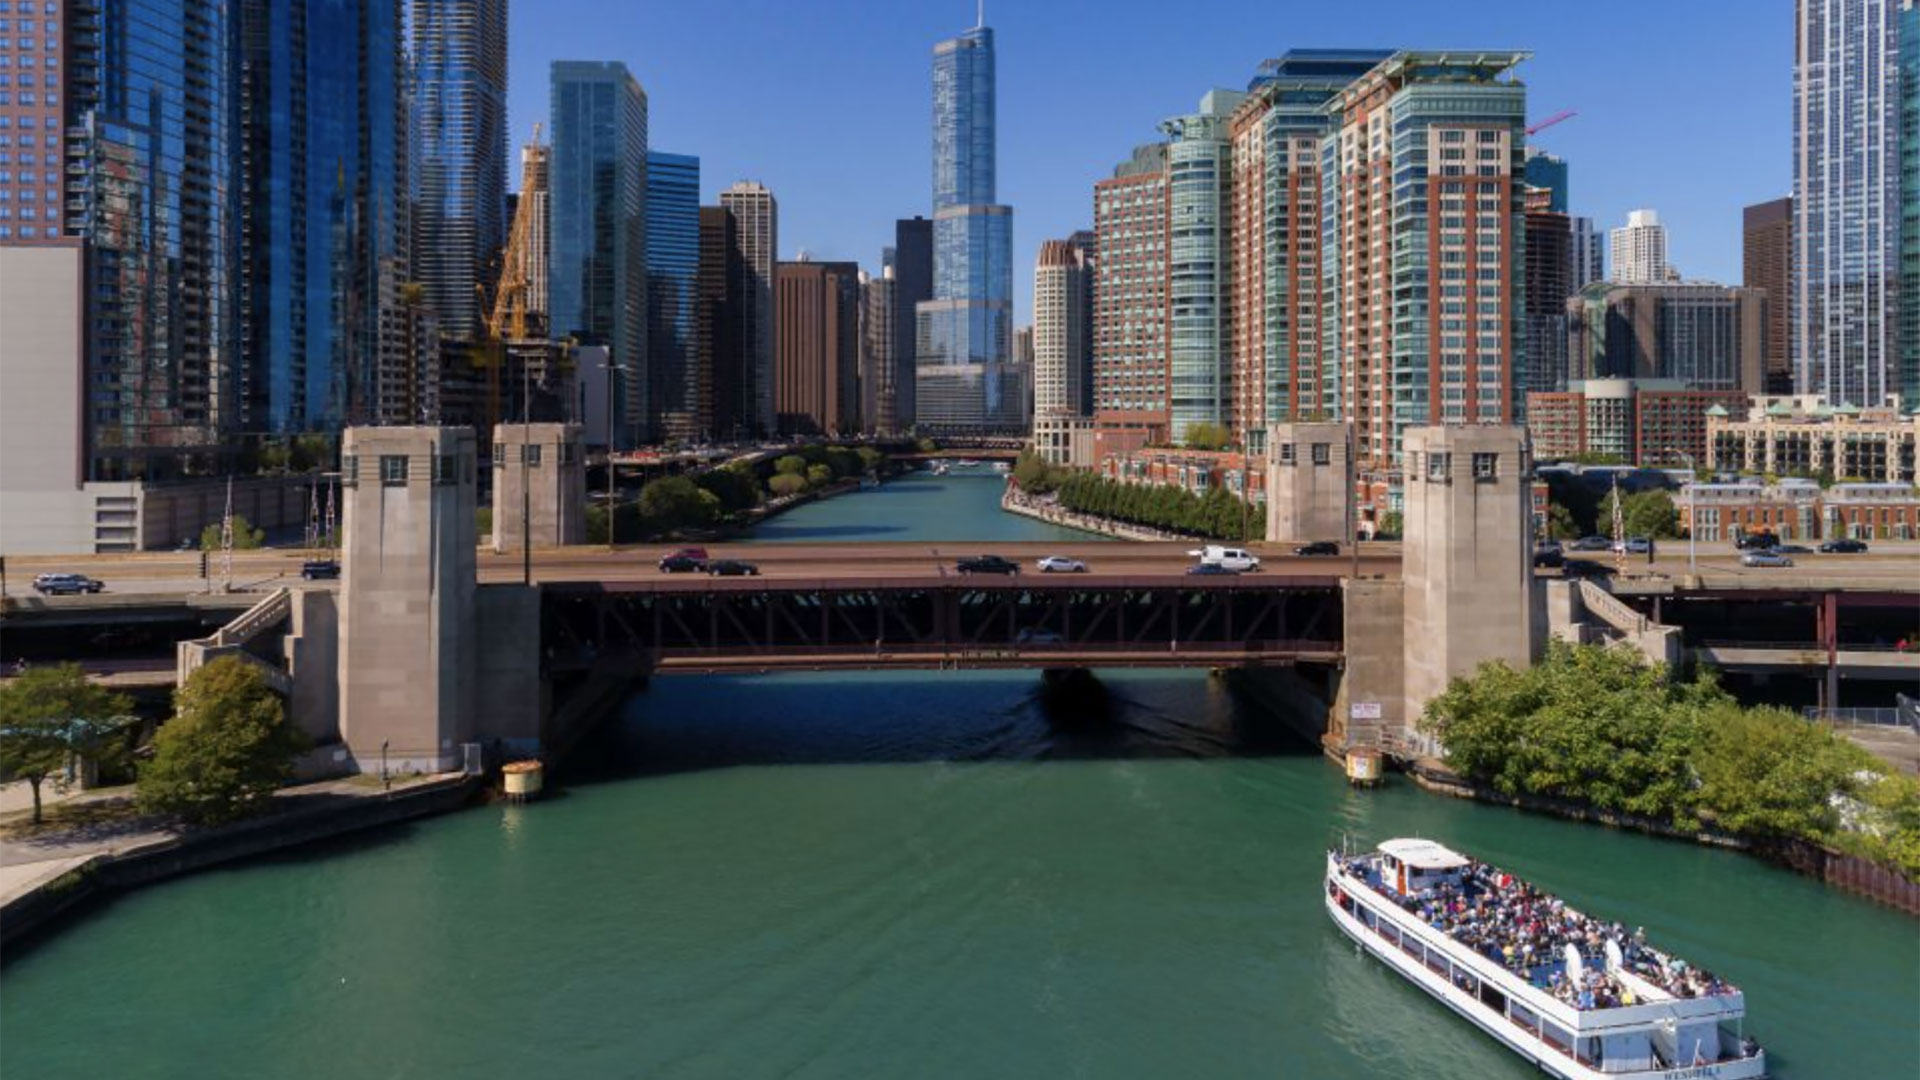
[1326,839,1766,1079]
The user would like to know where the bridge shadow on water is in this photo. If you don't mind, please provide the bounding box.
[745,522,911,540]
[555,667,1328,789]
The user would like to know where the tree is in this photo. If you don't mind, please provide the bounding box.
[768,472,808,498]
[138,656,309,826]
[1545,502,1580,540]
[855,447,885,475]
[0,665,134,824]
[806,463,834,489]
[1013,451,1064,495]
[1373,511,1403,540]
[1183,422,1233,451]
[638,476,719,532]
[200,513,266,553]
[695,468,761,515]
[289,433,334,473]
[1693,703,1871,841]
[774,454,808,477]
[1598,488,1682,540]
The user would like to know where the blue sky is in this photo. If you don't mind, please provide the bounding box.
[508,0,1788,324]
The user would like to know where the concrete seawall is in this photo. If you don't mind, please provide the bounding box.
[1,774,479,950]
[999,493,1200,543]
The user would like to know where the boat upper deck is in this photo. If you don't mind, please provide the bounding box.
[1334,847,1739,1014]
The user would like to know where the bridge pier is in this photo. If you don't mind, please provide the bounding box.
[490,423,586,553]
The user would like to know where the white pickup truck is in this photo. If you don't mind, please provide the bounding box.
[1187,545,1261,572]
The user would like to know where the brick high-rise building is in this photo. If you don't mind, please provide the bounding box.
[1091,143,1171,462]
[698,206,742,440]
[1032,238,1092,419]
[1226,50,1390,454]
[1320,51,1529,511]
[1743,197,1793,393]
[774,260,860,436]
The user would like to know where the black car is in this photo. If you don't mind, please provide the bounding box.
[955,555,1020,575]
[1532,541,1565,568]
[1733,530,1779,551]
[1294,541,1340,557]
[1768,543,1813,555]
[1185,563,1240,576]
[300,559,341,581]
[1819,537,1869,554]
[659,554,705,573]
[705,559,760,577]
[1560,559,1616,579]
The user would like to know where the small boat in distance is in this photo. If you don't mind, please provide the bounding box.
[955,458,980,468]
[1326,839,1765,1079]
[930,460,951,476]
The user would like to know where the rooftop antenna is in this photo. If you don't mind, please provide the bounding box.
[975,0,983,28]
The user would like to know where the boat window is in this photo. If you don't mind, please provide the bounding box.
[1425,949,1449,978]
[1400,935,1423,962]
[1509,1002,1539,1036]
[1452,968,1478,997]
[1542,1021,1573,1054]
[1361,906,1377,929]
[1380,922,1399,946]
[1477,982,1506,1015]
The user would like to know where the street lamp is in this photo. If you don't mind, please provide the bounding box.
[1665,447,1698,577]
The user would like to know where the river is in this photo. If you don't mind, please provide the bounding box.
[3,470,1915,1078]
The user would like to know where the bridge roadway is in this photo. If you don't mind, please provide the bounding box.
[8,540,1920,595]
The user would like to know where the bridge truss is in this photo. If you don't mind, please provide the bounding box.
[540,577,1345,671]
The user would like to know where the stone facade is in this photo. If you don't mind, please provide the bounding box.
[1264,422,1351,544]
[491,423,587,552]
[338,427,479,773]
[1399,426,1535,726]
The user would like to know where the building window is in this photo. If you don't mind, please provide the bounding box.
[522,444,542,467]
[559,441,578,466]
[1427,452,1452,482]
[1311,442,1331,466]
[380,455,409,487]
[434,454,462,486]
[1278,442,1296,465]
[1471,452,1498,481]
[493,442,505,463]
[341,454,359,488]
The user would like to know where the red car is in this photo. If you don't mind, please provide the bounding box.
[659,547,710,572]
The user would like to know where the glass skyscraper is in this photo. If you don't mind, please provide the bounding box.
[1793,0,1903,405]
[917,20,1018,430]
[410,0,507,342]
[549,61,647,447]
[1162,89,1243,443]
[68,0,235,479]
[236,0,410,434]
[646,151,701,442]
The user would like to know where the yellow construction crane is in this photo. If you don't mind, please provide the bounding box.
[481,123,548,428]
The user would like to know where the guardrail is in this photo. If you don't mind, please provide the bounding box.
[176,587,294,691]
[1803,706,1920,733]
[1575,579,1649,635]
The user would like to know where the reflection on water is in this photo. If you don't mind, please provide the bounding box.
[746,471,1111,545]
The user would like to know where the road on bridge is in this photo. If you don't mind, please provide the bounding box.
[6,541,1920,596]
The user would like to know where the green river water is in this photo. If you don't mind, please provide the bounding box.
[2,470,1915,1078]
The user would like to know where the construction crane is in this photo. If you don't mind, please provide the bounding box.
[1526,110,1576,137]
[481,123,549,430]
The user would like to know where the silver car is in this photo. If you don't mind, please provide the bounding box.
[1035,556,1087,573]
[1741,551,1794,568]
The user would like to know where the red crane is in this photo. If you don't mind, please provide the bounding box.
[1526,110,1577,137]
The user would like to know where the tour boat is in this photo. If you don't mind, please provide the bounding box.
[1325,839,1765,1079]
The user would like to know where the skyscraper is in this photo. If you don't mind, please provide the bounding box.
[892,216,933,428]
[917,18,1019,430]
[646,151,700,442]
[1609,209,1670,284]
[518,140,552,326]
[1227,49,1391,452]
[720,180,778,437]
[549,61,647,447]
[1522,149,1569,213]
[65,0,237,480]
[1570,216,1606,292]
[1092,143,1172,461]
[1032,239,1092,419]
[1321,51,1528,495]
[774,260,860,436]
[1795,0,1905,405]
[411,0,508,342]
[1162,90,1245,443]
[860,268,900,433]
[235,0,411,434]
[1524,192,1574,397]
[1743,197,1793,393]
[698,205,742,439]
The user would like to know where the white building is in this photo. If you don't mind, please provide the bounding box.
[1031,238,1091,419]
[1608,209,1670,284]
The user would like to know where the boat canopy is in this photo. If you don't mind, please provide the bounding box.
[1377,838,1470,871]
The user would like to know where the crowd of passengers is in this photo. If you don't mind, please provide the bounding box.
[1342,855,1735,1007]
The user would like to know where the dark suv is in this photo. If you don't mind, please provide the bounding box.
[1734,530,1779,551]
[955,555,1020,576]
[300,559,341,580]
[32,573,105,596]
[1818,537,1869,554]
[659,547,709,572]
[1294,541,1340,557]
[1532,541,1565,568]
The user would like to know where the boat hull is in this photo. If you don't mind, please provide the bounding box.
[1324,883,1766,1080]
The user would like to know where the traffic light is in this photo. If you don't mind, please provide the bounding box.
[200,551,209,578]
